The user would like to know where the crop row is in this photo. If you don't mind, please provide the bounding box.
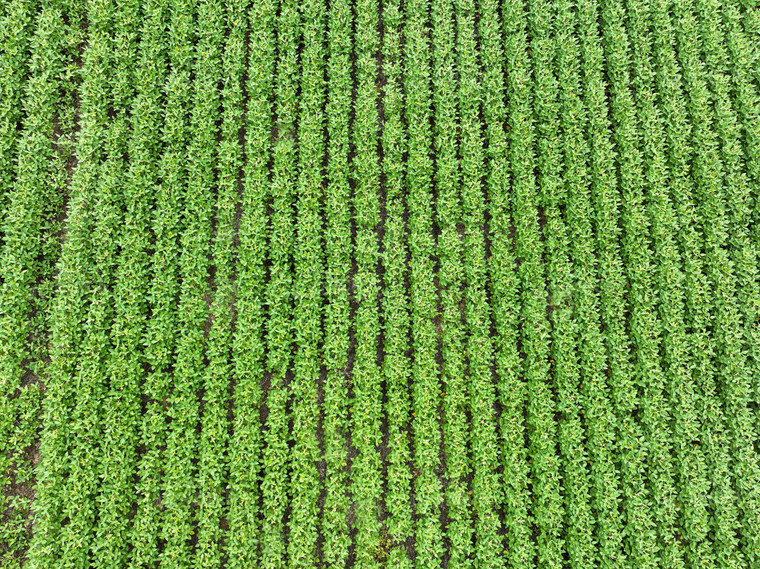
[4,0,760,566]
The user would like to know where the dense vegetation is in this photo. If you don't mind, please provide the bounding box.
[2,0,760,567]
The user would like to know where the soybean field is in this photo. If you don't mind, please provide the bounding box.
[2,0,760,567]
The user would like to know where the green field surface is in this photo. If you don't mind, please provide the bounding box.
[2,0,760,567]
